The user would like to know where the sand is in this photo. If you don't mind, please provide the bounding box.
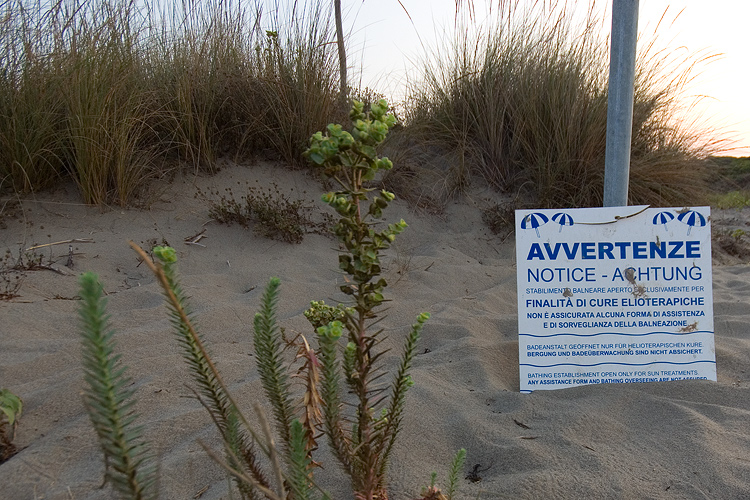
[1,161,750,499]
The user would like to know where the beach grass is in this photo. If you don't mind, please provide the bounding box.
[400,2,722,208]
[0,0,340,205]
[0,0,724,210]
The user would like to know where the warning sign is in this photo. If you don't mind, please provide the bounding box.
[516,206,715,393]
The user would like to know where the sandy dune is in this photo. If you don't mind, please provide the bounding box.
[2,162,750,499]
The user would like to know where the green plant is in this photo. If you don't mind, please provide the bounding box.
[198,182,332,243]
[711,190,750,210]
[78,265,310,499]
[445,448,466,500]
[0,388,22,463]
[78,272,157,499]
[76,100,460,499]
[418,448,466,500]
[303,98,430,500]
[131,244,302,499]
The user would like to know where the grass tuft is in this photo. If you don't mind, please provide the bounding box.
[0,0,729,212]
[402,2,721,208]
[0,0,341,205]
[711,191,750,210]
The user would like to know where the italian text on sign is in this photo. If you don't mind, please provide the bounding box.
[515,206,715,393]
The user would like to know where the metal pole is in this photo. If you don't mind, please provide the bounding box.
[603,0,639,207]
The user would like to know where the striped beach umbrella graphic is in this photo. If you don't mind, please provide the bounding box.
[677,209,706,235]
[652,211,674,229]
[521,212,549,237]
[551,212,574,232]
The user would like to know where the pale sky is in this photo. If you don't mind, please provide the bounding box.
[341,0,750,156]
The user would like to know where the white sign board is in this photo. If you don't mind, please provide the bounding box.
[516,206,715,393]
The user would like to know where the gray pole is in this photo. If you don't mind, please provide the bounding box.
[603,0,639,207]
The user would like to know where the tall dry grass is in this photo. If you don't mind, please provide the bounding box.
[402,2,721,208]
[146,0,340,170]
[0,0,68,194]
[149,0,257,170]
[0,0,341,205]
[62,0,159,205]
[0,0,723,209]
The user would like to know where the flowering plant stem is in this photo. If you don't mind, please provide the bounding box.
[76,99,451,500]
[306,99,429,500]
